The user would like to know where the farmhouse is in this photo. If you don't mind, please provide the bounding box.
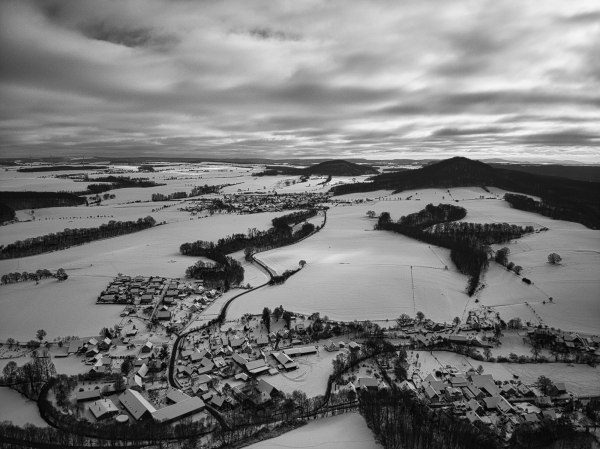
[76,389,101,402]
[152,397,205,424]
[119,389,157,420]
[272,352,298,371]
[89,399,119,421]
[283,346,317,357]
[356,377,379,391]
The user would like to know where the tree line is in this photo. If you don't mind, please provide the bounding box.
[503,193,598,229]
[0,202,16,224]
[1,268,66,285]
[0,216,156,260]
[375,204,532,295]
[0,191,86,212]
[271,209,317,229]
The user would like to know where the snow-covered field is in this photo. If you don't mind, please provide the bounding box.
[231,187,600,332]
[245,412,380,449]
[0,388,47,427]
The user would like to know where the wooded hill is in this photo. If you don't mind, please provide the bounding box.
[260,159,379,176]
[331,157,600,229]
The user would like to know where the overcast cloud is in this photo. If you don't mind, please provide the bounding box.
[0,0,599,161]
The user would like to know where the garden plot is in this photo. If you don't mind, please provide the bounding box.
[245,412,379,449]
[0,388,48,427]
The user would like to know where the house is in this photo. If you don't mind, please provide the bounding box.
[348,342,361,351]
[141,341,154,353]
[68,339,84,354]
[130,375,143,391]
[181,350,194,360]
[467,399,483,414]
[482,396,514,415]
[137,364,149,378]
[501,384,517,397]
[324,340,340,352]
[449,376,468,388]
[356,377,379,391]
[88,399,119,421]
[518,384,535,397]
[548,382,568,397]
[212,356,226,368]
[199,357,215,371]
[156,310,171,321]
[232,352,249,368]
[256,379,279,398]
[469,374,495,389]
[196,374,213,387]
[140,295,153,304]
[273,352,298,371]
[86,346,100,358]
[235,373,249,382]
[424,385,441,403]
[465,410,482,423]
[210,395,226,410]
[229,338,245,349]
[119,389,157,420]
[481,382,502,397]
[462,385,484,400]
[255,335,270,346]
[542,410,558,420]
[99,338,112,351]
[245,359,270,375]
[445,387,462,402]
[76,389,101,402]
[152,397,205,424]
[283,346,317,357]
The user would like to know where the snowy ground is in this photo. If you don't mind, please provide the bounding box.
[0,387,47,427]
[245,412,380,449]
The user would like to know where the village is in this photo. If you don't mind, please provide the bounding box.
[178,192,331,216]
[14,272,592,445]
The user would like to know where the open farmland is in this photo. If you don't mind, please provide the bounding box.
[245,412,380,449]
[229,186,600,333]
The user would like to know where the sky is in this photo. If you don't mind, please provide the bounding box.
[0,0,599,162]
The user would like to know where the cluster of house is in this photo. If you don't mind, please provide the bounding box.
[404,370,571,439]
[528,328,600,360]
[180,192,330,216]
[65,335,166,383]
[78,388,205,424]
[97,275,167,305]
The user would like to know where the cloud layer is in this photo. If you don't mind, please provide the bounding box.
[1,0,599,161]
